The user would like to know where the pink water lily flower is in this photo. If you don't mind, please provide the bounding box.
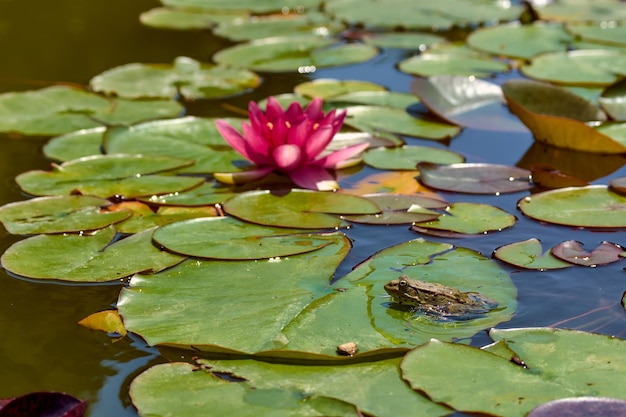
[214,97,368,191]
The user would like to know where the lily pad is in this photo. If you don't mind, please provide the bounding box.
[362,32,445,50]
[418,162,532,194]
[610,176,626,195]
[110,202,216,234]
[401,328,626,417]
[502,79,626,153]
[161,0,321,13]
[129,359,450,417]
[520,49,626,86]
[364,146,464,171]
[599,78,626,121]
[411,76,528,132]
[342,193,447,225]
[213,36,378,72]
[0,86,183,136]
[1,226,184,282]
[518,185,626,228]
[140,7,244,30]
[138,181,236,206]
[294,78,386,100]
[329,91,418,110]
[551,240,625,267]
[345,106,461,140]
[398,47,510,78]
[467,22,572,60]
[536,1,626,23]
[0,195,131,235]
[152,216,340,259]
[222,189,381,229]
[493,238,573,270]
[43,127,105,162]
[16,154,204,198]
[411,202,516,236]
[341,171,427,195]
[529,164,589,189]
[103,117,247,174]
[78,310,127,337]
[90,56,260,99]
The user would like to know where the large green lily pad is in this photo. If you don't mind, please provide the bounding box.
[152,216,341,259]
[401,328,626,417]
[0,195,131,235]
[364,146,464,171]
[111,202,216,234]
[518,185,626,228]
[0,86,182,136]
[43,127,105,162]
[130,358,450,417]
[1,226,184,282]
[161,0,321,13]
[138,181,236,206]
[411,202,516,236]
[493,238,573,270]
[16,154,204,198]
[90,56,260,99]
[398,47,510,78]
[213,36,378,72]
[222,189,381,229]
[104,117,247,174]
[140,7,244,30]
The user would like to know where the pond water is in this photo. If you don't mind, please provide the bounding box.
[1,1,626,415]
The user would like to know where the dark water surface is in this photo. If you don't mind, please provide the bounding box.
[1,1,626,415]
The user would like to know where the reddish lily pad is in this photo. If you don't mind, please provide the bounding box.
[411,76,528,133]
[15,154,203,198]
[0,392,86,417]
[551,240,625,267]
[342,193,447,225]
[493,238,573,270]
[152,217,341,259]
[518,185,626,228]
[528,397,626,417]
[502,79,626,154]
[610,177,626,195]
[222,189,380,229]
[411,202,516,236]
[1,226,184,282]
[418,162,532,194]
[0,195,131,235]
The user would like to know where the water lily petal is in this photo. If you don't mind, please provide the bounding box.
[315,142,370,169]
[289,165,338,191]
[285,101,305,123]
[305,97,324,121]
[265,96,285,122]
[215,119,259,163]
[273,144,303,171]
[248,101,267,134]
[287,118,314,148]
[214,167,273,185]
[305,125,335,158]
[240,123,272,163]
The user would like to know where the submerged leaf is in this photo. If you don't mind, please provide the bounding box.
[78,310,127,337]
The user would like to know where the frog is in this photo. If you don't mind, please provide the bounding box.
[383,275,498,319]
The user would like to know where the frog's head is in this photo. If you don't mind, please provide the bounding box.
[384,276,416,305]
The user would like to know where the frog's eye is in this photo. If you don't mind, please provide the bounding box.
[398,279,408,288]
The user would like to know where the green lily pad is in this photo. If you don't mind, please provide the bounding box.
[152,216,340,259]
[502,79,626,153]
[417,162,532,194]
[111,201,216,234]
[294,79,386,99]
[493,238,573,270]
[16,154,204,198]
[0,195,131,235]
[1,226,184,282]
[90,56,260,99]
[345,106,461,140]
[43,127,105,162]
[411,76,528,133]
[401,327,626,417]
[138,181,236,206]
[0,86,182,136]
[566,23,626,47]
[342,193,447,225]
[467,22,572,60]
[521,49,626,86]
[140,7,244,30]
[362,32,445,50]
[329,91,418,110]
[411,202,516,236]
[551,240,625,267]
[161,0,321,13]
[398,47,510,78]
[364,146,464,171]
[599,78,626,121]
[518,185,626,228]
[214,12,345,42]
[104,117,247,174]
[222,189,381,229]
[213,36,378,72]
[130,358,450,417]
[536,1,626,23]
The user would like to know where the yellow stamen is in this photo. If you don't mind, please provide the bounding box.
[267,122,274,130]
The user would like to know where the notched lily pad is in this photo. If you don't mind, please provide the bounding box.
[0,195,131,235]
[493,238,573,270]
[16,154,203,198]
[1,226,184,282]
[222,189,381,229]
[551,240,625,267]
[342,193,447,225]
[152,217,342,259]
[90,56,260,100]
[418,162,532,194]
